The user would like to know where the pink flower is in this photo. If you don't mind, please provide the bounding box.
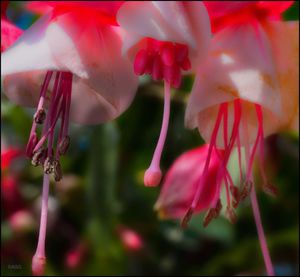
[1,1,23,52]
[64,242,87,271]
[155,145,234,227]
[117,1,211,186]
[1,147,25,217]
[1,2,138,275]
[184,3,298,276]
[118,226,144,252]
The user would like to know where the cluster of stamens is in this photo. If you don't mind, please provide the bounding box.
[26,71,73,182]
[181,99,278,228]
[134,38,191,88]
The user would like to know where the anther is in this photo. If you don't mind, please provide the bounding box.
[53,159,63,182]
[58,136,70,156]
[43,156,54,174]
[31,147,47,167]
[240,180,253,201]
[262,183,278,198]
[230,185,240,208]
[34,108,46,124]
[181,207,194,229]
[203,208,217,228]
[225,206,237,224]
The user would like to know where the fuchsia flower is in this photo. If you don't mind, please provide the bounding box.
[182,2,298,275]
[117,1,211,187]
[155,145,231,226]
[1,1,138,275]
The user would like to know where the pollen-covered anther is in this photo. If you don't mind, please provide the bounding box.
[58,136,70,155]
[240,180,253,201]
[53,159,63,182]
[262,183,278,197]
[34,108,46,124]
[31,147,47,167]
[230,185,240,208]
[181,207,194,229]
[203,208,217,228]
[203,200,222,228]
[225,206,237,224]
[43,156,55,174]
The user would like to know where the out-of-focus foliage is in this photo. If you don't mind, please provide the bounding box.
[1,2,299,276]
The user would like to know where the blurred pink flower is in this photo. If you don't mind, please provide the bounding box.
[155,145,229,227]
[1,2,138,275]
[64,242,87,271]
[9,210,35,234]
[118,226,144,252]
[1,147,25,216]
[1,1,23,52]
[117,1,211,187]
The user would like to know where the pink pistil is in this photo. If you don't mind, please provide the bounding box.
[190,103,228,210]
[242,111,275,276]
[144,81,171,186]
[32,173,49,276]
[135,39,191,186]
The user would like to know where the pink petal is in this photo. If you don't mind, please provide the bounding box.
[154,145,221,219]
[185,23,283,148]
[1,12,138,124]
[263,21,299,132]
[117,1,211,69]
[1,18,23,52]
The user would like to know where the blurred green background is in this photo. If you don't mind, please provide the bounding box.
[1,2,299,276]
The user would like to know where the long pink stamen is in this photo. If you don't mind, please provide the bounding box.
[144,81,171,186]
[212,100,242,207]
[242,105,275,276]
[190,103,227,210]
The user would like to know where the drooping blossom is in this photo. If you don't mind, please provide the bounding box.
[184,2,298,276]
[117,1,211,186]
[1,2,138,275]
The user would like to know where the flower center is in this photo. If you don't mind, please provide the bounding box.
[26,71,73,182]
[182,99,277,227]
[133,38,191,88]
